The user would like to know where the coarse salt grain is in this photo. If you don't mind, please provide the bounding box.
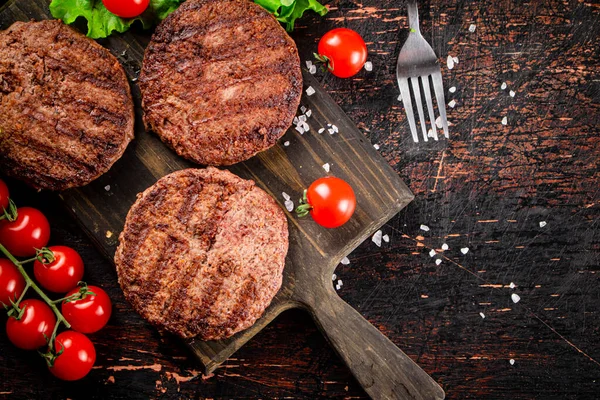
[282,192,291,201]
[442,243,449,250]
[104,185,111,191]
[435,259,442,265]
[106,231,113,238]
[336,284,341,290]
[509,359,515,365]
[295,126,305,134]
[293,116,299,124]
[427,129,435,138]
[364,61,373,71]
[337,279,343,287]
[447,55,455,70]
[332,125,339,133]
[373,144,380,150]
[509,90,515,97]
[461,247,469,254]
[398,94,403,101]
[382,234,390,243]
[435,116,443,129]
[341,257,350,265]
[284,199,294,212]
[511,293,521,303]
[509,282,516,289]
[318,128,325,134]
[327,123,332,127]
[448,100,457,108]
[322,163,330,172]
[449,86,456,93]
[300,105,306,113]
[372,230,383,247]
[420,224,430,232]
[284,141,290,147]
[306,60,313,69]
[328,128,335,135]
[501,116,508,125]
[306,86,315,96]
[299,115,307,122]
[332,274,337,281]
[303,122,310,131]
[306,109,312,117]
[309,65,317,74]
[452,56,459,64]
[480,312,486,319]
[539,221,547,227]
[469,24,476,32]
[501,82,507,90]
[429,249,436,257]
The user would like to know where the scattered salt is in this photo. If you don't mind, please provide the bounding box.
[328,128,335,135]
[442,243,449,250]
[300,105,307,113]
[509,359,515,365]
[461,247,469,254]
[429,249,436,257]
[373,144,380,150]
[295,126,305,134]
[332,125,339,133]
[306,86,315,96]
[327,123,332,127]
[539,221,547,228]
[372,230,383,247]
[305,109,312,118]
[382,234,390,243]
[318,128,325,134]
[511,293,521,303]
[305,60,313,69]
[341,257,350,265]
[104,185,111,191]
[420,224,430,232]
[448,99,457,108]
[364,61,373,71]
[449,86,456,93]
[302,122,310,131]
[435,116,443,129]
[480,312,486,319]
[282,192,291,201]
[293,116,299,125]
[336,284,341,290]
[299,115,307,122]
[309,65,317,74]
[337,279,343,287]
[501,82,507,90]
[452,56,459,64]
[284,141,290,147]
[469,24,476,32]
[435,259,442,265]
[322,163,330,172]
[509,282,516,289]
[509,90,515,97]
[332,274,337,281]
[447,55,455,70]
[501,116,508,125]
[284,199,294,212]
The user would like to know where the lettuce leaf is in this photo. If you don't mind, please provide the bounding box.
[49,0,184,39]
[254,0,327,31]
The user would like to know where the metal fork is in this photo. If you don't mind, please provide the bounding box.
[396,1,449,142]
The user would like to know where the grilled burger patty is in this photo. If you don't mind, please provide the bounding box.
[0,20,134,191]
[115,167,288,340]
[139,0,302,166]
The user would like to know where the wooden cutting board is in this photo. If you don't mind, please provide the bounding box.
[0,1,444,399]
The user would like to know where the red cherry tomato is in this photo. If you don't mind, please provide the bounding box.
[304,177,356,228]
[317,28,368,78]
[62,285,112,334]
[0,207,50,257]
[34,246,84,293]
[0,179,9,211]
[102,0,150,18]
[0,259,25,307]
[6,299,56,350]
[49,330,96,381]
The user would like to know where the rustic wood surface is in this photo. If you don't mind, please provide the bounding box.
[1,0,599,399]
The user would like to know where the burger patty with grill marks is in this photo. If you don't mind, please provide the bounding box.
[0,20,134,191]
[114,167,288,340]
[139,0,302,166]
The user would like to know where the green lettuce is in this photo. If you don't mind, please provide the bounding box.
[49,0,184,39]
[255,0,328,31]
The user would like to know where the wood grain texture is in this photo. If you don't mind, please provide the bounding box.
[0,0,599,399]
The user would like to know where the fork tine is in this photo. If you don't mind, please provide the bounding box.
[421,76,439,141]
[410,77,428,142]
[398,77,419,143]
[432,71,449,138]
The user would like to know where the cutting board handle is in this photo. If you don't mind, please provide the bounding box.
[309,287,445,400]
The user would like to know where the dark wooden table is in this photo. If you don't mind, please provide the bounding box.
[1,0,599,399]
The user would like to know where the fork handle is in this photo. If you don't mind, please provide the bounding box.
[406,1,421,34]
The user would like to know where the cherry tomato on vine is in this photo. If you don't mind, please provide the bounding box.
[102,0,150,18]
[49,330,96,381]
[0,207,50,257]
[34,246,84,293]
[0,179,9,211]
[316,28,368,78]
[296,177,356,228]
[61,285,112,334]
[6,299,56,350]
[0,259,25,307]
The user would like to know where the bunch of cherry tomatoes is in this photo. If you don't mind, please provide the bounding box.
[0,179,112,381]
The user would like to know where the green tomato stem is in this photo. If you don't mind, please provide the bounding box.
[0,243,71,352]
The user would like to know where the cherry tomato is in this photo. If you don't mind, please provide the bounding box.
[49,330,96,381]
[62,285,112,334]
[0,207,50,257]
[0,259,25,307]
[302,177,356,228]
[34,246,84,293]
[317,28,368,78]
[0,179,9,211]
[102,0,150,18]
[6,299,56,350]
